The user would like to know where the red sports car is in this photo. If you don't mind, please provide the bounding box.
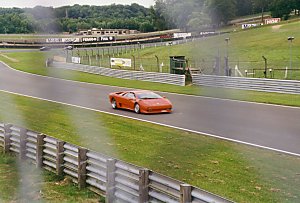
[108,90,172,114]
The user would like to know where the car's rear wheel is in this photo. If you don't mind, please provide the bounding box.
[111,98,117,109]
[134,103,140,114]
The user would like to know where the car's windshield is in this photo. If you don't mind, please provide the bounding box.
[137,92,162,99]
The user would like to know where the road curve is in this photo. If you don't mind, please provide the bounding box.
[1,62,300,155]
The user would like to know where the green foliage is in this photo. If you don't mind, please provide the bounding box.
[0,13,34,34]
[270,0,294,19]
[155,0,300,30]
[208,0,237,26]
[0,1,299,34]
[236,0,255,16]
[0,4,154,34]
[154,0,209,31]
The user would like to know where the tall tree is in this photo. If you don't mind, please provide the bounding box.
[154,0,209,31]
[292,0,300,15]
[270,0,294,19]
[252,0,270,22]
[207,0,237,26]
[236,0,254,16]
[150,1,170,30]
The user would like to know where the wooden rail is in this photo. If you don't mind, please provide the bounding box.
[0,122,232,203]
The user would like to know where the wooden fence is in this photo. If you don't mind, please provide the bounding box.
[0,122,232,203]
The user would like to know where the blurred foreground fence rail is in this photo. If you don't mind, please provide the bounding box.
[0,122,232,203]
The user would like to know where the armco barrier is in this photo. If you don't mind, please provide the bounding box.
[192,74,300,94]
[52,62,186,86]
[0,122,233,203]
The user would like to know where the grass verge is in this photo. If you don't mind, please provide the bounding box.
[0,90,299,202]
[0,152,102,202]
[1,52,300,108]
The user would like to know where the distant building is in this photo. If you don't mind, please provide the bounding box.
[78,28,139,36]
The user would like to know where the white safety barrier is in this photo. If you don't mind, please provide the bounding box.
[52,62,186,86]
[192,74,300,94]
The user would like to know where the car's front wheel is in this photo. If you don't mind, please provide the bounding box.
[134,103,140,114]
[111,98,117,109]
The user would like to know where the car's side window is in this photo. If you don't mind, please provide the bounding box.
[124,93,135,99]
[130,93,136,99]
[123,92,135,99]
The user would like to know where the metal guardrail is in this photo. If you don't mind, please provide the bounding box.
[0,122,233,203]
[52,62,186,86]
[192,74,300,94]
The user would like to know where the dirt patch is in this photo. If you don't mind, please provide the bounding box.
[272,25,282,30]
[0,53,19,62]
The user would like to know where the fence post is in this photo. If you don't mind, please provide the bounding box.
[36,134,45,168]
[89,55,91,66]
[263,56,267,78]
[78,147,88,189]
[139,169,150,203]
[109,55,112,68]
[180,184,192,203]
[155,55,159,72]
[132,55,136,70]
[56,141,65,176]
[3,124,12,153]
[106,159,116,203]
[19,128,28,160]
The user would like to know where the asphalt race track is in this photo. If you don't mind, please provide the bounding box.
[1,62,300,155]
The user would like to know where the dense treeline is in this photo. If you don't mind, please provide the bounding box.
[0,1,299,34]
[154,0,300,31]
[0,4,153,34]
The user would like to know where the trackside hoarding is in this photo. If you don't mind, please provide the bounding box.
[264,18,281,25]
[173,33,192,39]
[46,38,80,43]
[71,57,81,64]
[110,58,131,67]
[46,36,116,43]
[242,24,260,29]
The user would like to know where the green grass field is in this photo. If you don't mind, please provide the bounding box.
[0,152,102,202]
[0,90,300,202]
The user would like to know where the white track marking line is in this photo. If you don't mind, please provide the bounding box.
[0,89,299,157]
[1,61,299,110]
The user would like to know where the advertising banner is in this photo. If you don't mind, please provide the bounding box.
[242,24,259,29]
[199,31,216,36]
[99,36,115,42]
[110,58,131,67]
[46,38,80,43]
[62,38,80,43]
[264,18,281,25]
[82,37,98,42]
[46,38,62,43]
[173,33,192,39]
[71,57,81,64]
